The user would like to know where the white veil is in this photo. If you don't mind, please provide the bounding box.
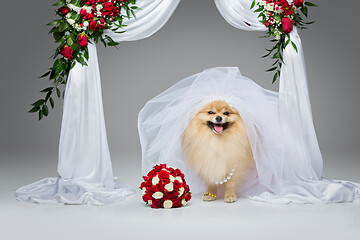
[138,67,360,204]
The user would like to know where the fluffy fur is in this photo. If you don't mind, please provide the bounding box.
[182,101,255,203]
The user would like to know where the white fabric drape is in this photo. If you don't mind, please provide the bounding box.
[215,0,266,31]
[15,0,180,205]
[16,0,360,205]
[215,0,324,181]
[139,67,360,204]
[199,0,358,203]
[138,0,359,204]
[105,0,180,42]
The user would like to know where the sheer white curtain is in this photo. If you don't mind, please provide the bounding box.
[15,0,180,205]
[212,0,359,203]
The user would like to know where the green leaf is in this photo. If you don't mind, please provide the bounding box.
[50,98,55,109]
[67,38,74,46]
[301,6,308,17]
[45,91,52,102]
[53,31,65,41]
[262,51,272,58]
[71,61,76,70]
[59,21,69,32]
[56,87,61,98]
[84,49,89,60]
[53,1,65,6]
[291,41,298,53]
[39,110,43,121]
[108,42,119,47]
[29,106,40,113]
[46,20,61,26]
[305,2,318,7]
[32,99,45,106]
[250,0,256,9]
[285,38,291,47]
[130,9,136,18]
[274,15,281,21]
[39,71,51,78]
[254,8,262,13]
[266,66,277,72]
[271,60,279,66]
[42,105,49,117]
[40,87,54,93]
[272,72,278,84]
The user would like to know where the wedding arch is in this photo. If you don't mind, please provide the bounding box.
[15,0,360,205]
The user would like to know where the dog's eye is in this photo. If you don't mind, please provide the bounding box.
[223,112,230,116]
[208,111,215,115]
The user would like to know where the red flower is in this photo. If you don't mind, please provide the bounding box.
[98,18,106,29]
[282,17,293,33]
[59,45,73,60]
[58,7,70,15]
[293,0,304,8]
[104,2,115,11]
[283,8,294,16]
[140,164,191,209]
[185,193,191,202]
[279,0,289,7]
[89,20,97,30]
[158,170,170,180]
[80,8,87,16]
[78,33,88,47]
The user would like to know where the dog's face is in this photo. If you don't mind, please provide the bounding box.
[195,101,241,134]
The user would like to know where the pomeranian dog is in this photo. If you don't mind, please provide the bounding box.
[182,100,255,203]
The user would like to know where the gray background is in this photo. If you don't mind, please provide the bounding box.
[1,0,360,159]
[1,1,360,240]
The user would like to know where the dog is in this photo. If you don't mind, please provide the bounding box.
[182,100,255,203]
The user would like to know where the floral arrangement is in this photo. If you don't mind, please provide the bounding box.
[140,164,192,209]
[30,0,138,120]
[250,0,317,83]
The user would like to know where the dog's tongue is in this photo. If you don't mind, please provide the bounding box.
[214,124,223,133]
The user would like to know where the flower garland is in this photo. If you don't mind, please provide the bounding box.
[140,164,192,209]
[29,0,138,120]
[250,0,317,83]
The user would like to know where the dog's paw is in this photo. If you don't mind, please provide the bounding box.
[203,193,216,201]
[224,194,237,203]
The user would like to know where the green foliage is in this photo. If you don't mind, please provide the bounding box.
[30,0,139,120]
[252,1,318,83]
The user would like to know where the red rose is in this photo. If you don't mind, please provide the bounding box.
[158,170,170,180]
[58,7,70,15]
[284,8,294,16]
[103,2,115,11]
[293,0,304,8]
[89,20,97,30]
[78,33,88,47]
[98,20,106,29]
[279,0,289,7]
[282,17,293,33]
[140,164,191,209]
[80,8,87,16]
[185,193,191,202]
[59,45,73,60]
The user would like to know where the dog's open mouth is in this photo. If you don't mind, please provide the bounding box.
[207,121,229,133]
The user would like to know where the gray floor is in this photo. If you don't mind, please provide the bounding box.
[1,153,359,240]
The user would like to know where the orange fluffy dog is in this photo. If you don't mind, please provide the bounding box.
[182,101,255,203]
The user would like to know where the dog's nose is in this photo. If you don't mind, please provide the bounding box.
[215,116,223,123]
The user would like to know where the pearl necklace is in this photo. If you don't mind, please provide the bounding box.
[211,165,236,185]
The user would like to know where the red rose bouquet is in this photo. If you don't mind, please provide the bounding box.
[30,0,138,120]
[140,164,192,209]
[250,0,317,83]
